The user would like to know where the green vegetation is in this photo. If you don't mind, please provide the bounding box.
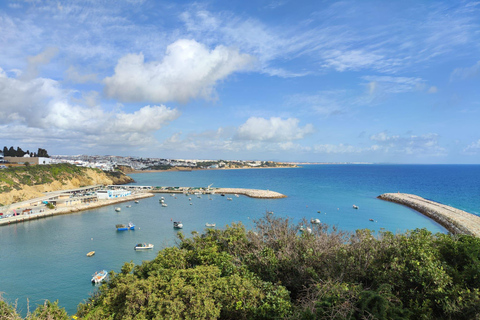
[0,164,84,191]
[3,216,480,319]
[2,146,49,158]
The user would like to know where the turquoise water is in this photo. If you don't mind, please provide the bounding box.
[1,165,479,316]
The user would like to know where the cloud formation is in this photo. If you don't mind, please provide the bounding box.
[104,39,255,103]
[235,117,314,142]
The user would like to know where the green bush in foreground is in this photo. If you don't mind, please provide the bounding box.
[3,216,480,319]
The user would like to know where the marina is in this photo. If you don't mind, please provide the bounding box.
[1,165,479,316]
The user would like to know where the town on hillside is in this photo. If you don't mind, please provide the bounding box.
[0,146,296,171]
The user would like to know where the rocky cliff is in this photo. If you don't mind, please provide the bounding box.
[0,164,134,206]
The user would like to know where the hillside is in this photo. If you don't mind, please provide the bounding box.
[0,164,134,206]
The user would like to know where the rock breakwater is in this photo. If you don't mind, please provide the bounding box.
[378,193,480,237]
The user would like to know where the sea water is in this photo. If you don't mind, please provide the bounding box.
[1,164,479,316]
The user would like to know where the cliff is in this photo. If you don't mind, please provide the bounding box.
[0,164,134,206]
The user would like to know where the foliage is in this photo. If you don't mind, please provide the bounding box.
[3,216,480,319]
[26,300,68,320]
[0,299,22,320]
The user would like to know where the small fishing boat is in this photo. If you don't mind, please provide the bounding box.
[86,251,95,257]
[161,203,168,207]
[317,210,321,213]
[91,270,108,284]
[369,219,375,222]
[126,205,132,208]
[221,194,225,196]
[235,194,239,197]
[173,221,183,229]
[134,243,154,250]
[116,222,135,231]
[159,199,164,203]
[227,197,232,201]
[266,210,274,214]
[310,218,321,224]
[352,205,359,209]
[205,223,216,227]
[135,200,139,204]
[115,207,121,212]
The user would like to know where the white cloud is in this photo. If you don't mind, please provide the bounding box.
[235,117,314,142]
[450,61,480,81]
[313,144,364,154]
[369,131,446,156]
[65,66,98,83]
[104,39,255,103]
[286,91,347,116]
[463,139,480,153]
[0,68,180,149]
[21,47,58,80]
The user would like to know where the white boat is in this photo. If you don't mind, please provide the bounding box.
[234,194,239,197]
[266,210,274,214]
[227,197,233,201]
[205,223,216,227]
[161,203,168,207]
[115,207,121,212]
[160,197,165,200]
[135,200,139,204]
[173,221,183,229]
[91,270,108,284]
[159,199,164,203]
[86,251,95,257]
[353,205,359,209]
[299,226,312,234]
[310,218,321,224]
[126,205,132,208]
[134,243,154,250]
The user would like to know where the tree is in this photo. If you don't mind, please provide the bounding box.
[37,148,49,158]
[15,147,25,157]
[7,146,15,157]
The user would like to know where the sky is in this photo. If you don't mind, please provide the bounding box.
[1,0,480,164]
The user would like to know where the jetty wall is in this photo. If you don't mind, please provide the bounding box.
[378,193,480,237]
[150,187,286,199]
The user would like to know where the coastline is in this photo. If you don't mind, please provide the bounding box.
[0,192,154,226]
[378,193,480,237]
[130,165,298,174]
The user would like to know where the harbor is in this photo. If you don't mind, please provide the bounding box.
[378,193,480,237]
[0,184,286,227]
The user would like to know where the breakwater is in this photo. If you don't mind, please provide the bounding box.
[378,193,480,237]
[131,186,287,199]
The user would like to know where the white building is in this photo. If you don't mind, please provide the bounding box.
[96,189,131,199]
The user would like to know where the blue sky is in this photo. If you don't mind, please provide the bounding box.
[1,0,479,163]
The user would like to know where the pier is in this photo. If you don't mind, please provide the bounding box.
[378,193,480,237]
[108,185,287,199]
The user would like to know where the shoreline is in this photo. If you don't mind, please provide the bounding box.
[130,166,298,174]
[0,193,154,226]
[378,193,480,237]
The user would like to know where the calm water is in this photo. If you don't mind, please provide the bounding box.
[1,165,479,316]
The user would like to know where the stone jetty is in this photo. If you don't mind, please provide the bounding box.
[149,187,286,199]
[378,193,480,237]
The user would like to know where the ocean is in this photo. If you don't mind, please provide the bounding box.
[1,164,479,316]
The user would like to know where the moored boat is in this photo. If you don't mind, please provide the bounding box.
[353,205,359,209]
[91,270,108,284]
[116,222,135,231]
[161,203,168,207]
[86,251,95,257]
[173,221,183,229]
[134,243,154,250]
[310,218,321,224]
[115,207,121,212]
